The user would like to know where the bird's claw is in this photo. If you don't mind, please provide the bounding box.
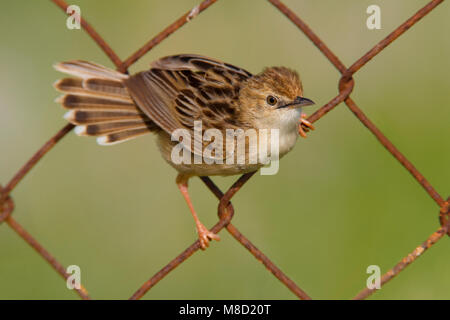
[196,223,220,250]
[298,113,315,138]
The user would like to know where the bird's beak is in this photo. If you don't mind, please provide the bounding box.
[295,96,315,107]
[277,96,315,109]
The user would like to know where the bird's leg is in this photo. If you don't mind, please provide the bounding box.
[176,174,220,250]
[298,113,315,138]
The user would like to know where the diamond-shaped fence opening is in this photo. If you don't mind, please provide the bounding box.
[0,0,448,300]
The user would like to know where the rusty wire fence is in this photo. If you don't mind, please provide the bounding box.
[0,0,448,300]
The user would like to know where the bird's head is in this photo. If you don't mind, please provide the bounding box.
[239,66,314,130]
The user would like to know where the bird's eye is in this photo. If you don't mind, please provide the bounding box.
[266,95,277,106]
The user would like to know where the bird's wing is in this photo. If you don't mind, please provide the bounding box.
[124,54,253,160]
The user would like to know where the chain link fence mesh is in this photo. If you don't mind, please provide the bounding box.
[0,0,448,300]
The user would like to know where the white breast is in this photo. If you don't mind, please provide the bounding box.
[254,107,302,161]
[277,107,302,157]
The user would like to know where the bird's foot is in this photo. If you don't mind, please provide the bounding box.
[298,113,315,138]
[196,222,220,250]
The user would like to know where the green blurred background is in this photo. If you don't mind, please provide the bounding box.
[1,0,449,299]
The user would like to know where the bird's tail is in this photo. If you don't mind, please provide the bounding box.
[54,60,157,145]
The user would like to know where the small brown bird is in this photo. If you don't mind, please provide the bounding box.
[54,54,315,249]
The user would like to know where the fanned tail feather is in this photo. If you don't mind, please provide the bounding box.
[54,60,157,145]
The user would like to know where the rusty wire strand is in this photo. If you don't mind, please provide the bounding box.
[346,0,445,78]
[353,217,450,300]
[6,216,91,299]
[119,0,218,72]
[0,123,74,204]
[0,0,448,300]
[268,0,347,74]
[344,97,444,206]
[439,197,450,235]
[51,0,123,69]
